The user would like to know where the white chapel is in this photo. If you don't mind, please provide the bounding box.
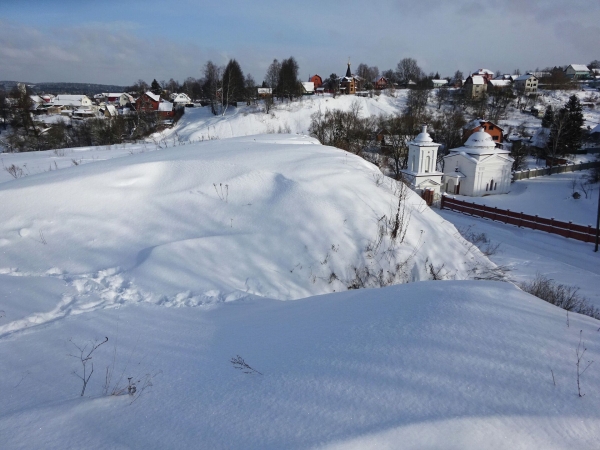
[401,125,443,196]
[442,128,514,196]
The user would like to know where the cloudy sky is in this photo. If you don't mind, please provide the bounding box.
[1,0,598,86]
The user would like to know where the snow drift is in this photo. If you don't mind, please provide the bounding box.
[1,281,599,449]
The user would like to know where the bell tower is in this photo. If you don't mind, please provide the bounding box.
[401,125,443,196]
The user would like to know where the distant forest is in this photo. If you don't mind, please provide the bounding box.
[0,81,127,95]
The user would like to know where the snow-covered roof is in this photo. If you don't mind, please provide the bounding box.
[53,95,90,107]
[568,64,590,72]
[432,79,448,85]
[410,125,439,147]
[488,80,511,87]
[515,74,537,81]
[105,105,117,116]
[145,92,160,102]
[107,93,125,98]
[158,101,173,112]
[257,88,272,94]
[468,75,485,85]
[590,124,600,134]
[171,93,191,103]
[473,69,494,75]
[449,130,510,156]
[302,82,314,93]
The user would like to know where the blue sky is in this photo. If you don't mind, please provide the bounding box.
[1,0,598,86]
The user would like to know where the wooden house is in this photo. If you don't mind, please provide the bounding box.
[136,92,160,112]
[373,76,389,90]
[463,120,504,146]
[308,74,323,89]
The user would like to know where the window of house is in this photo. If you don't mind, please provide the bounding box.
[493,136,498,140]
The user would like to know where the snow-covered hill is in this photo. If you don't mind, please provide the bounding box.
[2,94,600,449]
[164,93,406,142]
[0,134,490,336]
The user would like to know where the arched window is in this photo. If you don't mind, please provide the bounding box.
[425,156,430,173]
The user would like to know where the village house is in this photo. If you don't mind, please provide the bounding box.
[565,64,591,79]
[401,126,444,198]
[463,119,504,146]
[487,79,512,90]
[514,74,538,93]
[443,128,514,196]
[373,76,389,90]
[463,75,487,99]
[106,93,134,106]
[170,93,192,106]
[308,74,323,89]
[52,94,93,110]
[301,82,315,95]
[431,79,448,88]
[257,87,272,98]
[472,69,495,83]
[135,91,161,112]
[134,92,174,120]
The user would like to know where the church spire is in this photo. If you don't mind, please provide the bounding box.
[345,58,352,78]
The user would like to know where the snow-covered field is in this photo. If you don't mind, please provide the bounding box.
[2,92,600,449]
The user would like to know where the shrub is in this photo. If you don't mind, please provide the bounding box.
[520,274,600,320]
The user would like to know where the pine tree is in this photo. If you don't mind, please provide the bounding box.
[222,59,245,104]
[563,95,584,153]
[546,95,584,166]
[150,79,161,96]
[277,57,301,101]
[541,105,554,128]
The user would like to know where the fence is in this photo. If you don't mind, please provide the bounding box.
[512,161,600,181]
[440,196,598,244]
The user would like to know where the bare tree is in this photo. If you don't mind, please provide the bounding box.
[379,113,420,179]
[435,87,449,110]
[203,61,223,115]
[396,58,424,83]
[264,59,281,92]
